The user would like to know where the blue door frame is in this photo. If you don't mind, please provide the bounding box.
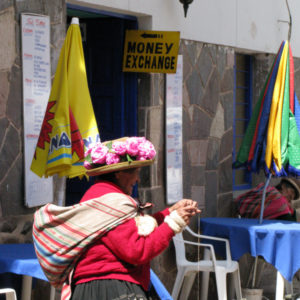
[66,5,138,205]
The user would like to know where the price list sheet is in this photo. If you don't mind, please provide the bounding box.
[21,13,53,207]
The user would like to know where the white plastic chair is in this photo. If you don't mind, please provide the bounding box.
[0,288,17,300]
[172,226,242,300]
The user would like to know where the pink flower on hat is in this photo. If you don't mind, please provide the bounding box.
[84,146,93,157]
[91,144,108,164]
[138,140,156,160]
[106,152,120,165]
[126,137,140,156]
[83,160,93,169]
[84,136,157,172]
[112,141,127,155]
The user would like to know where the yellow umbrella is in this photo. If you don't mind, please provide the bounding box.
[31,17,99,178]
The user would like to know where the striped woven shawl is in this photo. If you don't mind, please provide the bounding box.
[32,192,138,300]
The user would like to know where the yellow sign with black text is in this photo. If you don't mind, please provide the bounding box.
[122,30,180,74]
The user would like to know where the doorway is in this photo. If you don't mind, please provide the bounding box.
[65,6,138,205]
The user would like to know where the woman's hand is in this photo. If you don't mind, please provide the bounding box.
[164,199,201,233]
[169,199,201,213]
[169,199,201,225]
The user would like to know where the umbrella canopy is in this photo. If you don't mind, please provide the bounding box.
[31,18,99,178]
[233,40,300,288]
[233,40,300,178]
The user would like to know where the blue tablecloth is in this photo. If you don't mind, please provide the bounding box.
[0,243,47,281]
[0,243,172,299]
[200,217,300,282]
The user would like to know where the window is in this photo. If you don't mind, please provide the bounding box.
[233,54,253,190]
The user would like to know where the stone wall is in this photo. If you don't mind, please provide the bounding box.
[136,40,236,298]
[0,0,65,219]
[0,1,65,299]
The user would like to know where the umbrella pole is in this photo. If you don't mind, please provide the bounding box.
[251,256,259,288]
[251,173,272,288]
[258,173,272,224]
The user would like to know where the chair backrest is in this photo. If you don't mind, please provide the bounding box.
[0,288,17,300]
[172,232,188,265]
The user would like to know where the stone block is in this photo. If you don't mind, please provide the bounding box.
[182,108,191,141]
[217,193,235,217]
[0,117,8,146]
[181,44,193,82]
[191,166,205,186]
[226,49,235,68]
[0,71,9,117]
[184,39,202,67]
[191,185,205,209]
[190,107,212,139]
[209,44,218,65]
[0,6,15,70]
[294,57,300,72]
[186,68,203,105]
[154,150,164,186]
[187,139,208,165]
[220,68,234,93]
[7,65,22,128]
[0,124,20,181]
[147,106,163,147]
[210,102,224,138]
[44,0,65,24]
[0,156,35,216]
[220,129,233,160]
[50,23,67,72]
[138,73,151,107]
[221,92,234,130]
[201,69,220,115]
[0,214,34,244]
[216,47,227,79]
[182,145,191,198]
[138,107,146,132]
[0,1,13,10]
[197,46,213,88]
[182,83,190,107]
[204,171,218,216]
[151,74,161,106]
[218,157,233,193]
[15,0,44,15]
[144,186,165,212]
[206,138,220,170]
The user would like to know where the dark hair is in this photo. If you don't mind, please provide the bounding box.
[95,168,138,184]
[95,172,117,184]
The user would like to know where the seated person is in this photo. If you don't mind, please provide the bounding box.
[234,178,300,221]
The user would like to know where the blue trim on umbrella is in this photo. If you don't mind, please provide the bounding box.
[294,93,300,133]
[271,161,287,177]
[47,154,72,164]
[287,165,300,176]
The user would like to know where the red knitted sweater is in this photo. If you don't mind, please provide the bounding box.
[72,181,174,291]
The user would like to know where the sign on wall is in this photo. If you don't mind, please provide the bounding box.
[122,30,180,73]
[166,55,183,204]
[21,13,53,207]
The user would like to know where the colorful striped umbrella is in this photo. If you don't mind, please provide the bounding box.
[234,40,300,178]
[233,40,300,288]
[233,40,300,225]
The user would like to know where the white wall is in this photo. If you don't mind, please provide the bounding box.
[68,0,300,57]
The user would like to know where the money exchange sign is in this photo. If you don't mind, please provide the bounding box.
[122,30,180,73]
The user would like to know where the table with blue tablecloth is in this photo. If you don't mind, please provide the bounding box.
[0,243,172,300]
[0,243,54,300]
[200,217,300,299]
